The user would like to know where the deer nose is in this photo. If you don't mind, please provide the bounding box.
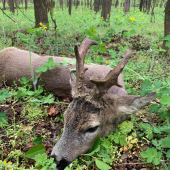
[51,154,69,170]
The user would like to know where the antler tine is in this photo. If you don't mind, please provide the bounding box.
[90,49,131,99]
[75,37,98,95]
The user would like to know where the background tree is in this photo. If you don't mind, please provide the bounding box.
[33,0,48,27]
[9,0,15,13]
[101,0,112,21]
[69,0,72,15]
[124,0,130,13]
[162,0,170,52]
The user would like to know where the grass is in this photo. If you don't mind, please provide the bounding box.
[0,2,170,170]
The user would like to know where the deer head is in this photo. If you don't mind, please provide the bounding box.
[51,37,156,170]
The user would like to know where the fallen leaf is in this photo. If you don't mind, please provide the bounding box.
[47,107,59,116]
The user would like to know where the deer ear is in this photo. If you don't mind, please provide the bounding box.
[69,71,77,96]
[117,92,156,115]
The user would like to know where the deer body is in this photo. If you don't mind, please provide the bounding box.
[0,47,126,98]
[51,37,156,170]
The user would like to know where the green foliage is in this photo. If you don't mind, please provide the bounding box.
[34,153,55,170]
[0,89,10,103]
[25,144,45,159]
[164,35,170,48]
[141,147,162,165]
[0,112,8,124]
[123,29,136,38]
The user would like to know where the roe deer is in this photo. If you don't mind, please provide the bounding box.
[51,37,156,170]
[0,40,125,98]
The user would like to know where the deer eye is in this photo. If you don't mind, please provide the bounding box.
[86,126,99,133]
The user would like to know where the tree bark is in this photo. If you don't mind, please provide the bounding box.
[115,0,119,8]
[94,0,100,13]
[101,0,112,22]
[33,0,49,27]
[139,0,143,11]
[3,0,6,10]
[90,0,92,10]
[150,0,156,22]
[124,0,130,14]
[147,0,151,13]
[69,0,72,15]
[162,0,170,52]
[9,0,15,13]
[25,0,27,9]
[59,0,64,10]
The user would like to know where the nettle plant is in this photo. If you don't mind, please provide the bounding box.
[138,80,170,167]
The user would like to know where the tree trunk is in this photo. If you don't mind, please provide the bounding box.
[9,0,15,13]
[147,0,151,13]
[139,0,143,11]
[2,0,6,10]
[50,0,54,15]
[25,0,27,9]
[124,0,130,14]
[15,0,18,15]
[115,0,119,8]
[150,0,156,22]
[59,0,64,10]
[101,0,112,22]
[94,0,100,13]
[87,0,89,8]
[33,0,48,27]
[69,0,72,15]
[162,0,170,52]
[90,0,92,10]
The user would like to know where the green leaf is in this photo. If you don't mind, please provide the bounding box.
[88,136,100,155]
[0,112,8,123]
[158,47,166,52]
[153,81,163,89]
[141,80,151,90]
[140,89,152,96]
[27,91,34,96]
[147,157,153,163]
[48,57,53,64]
[160,87,170,95]
[63,59,70,65]
[165,41,170,48]
[25,144,45,159]
[0,89,10,103]
[161,135,170,148]
[149,104,160,113]
[167,149,170,158]
[140,150,150,158]
[26,28,35,34]
[153,158,160,165]
[160,95,170,106]
[33,137,42,145]
[164,35,170,41]
[95,159,111,170]
[36,30,43,37]
[153,126,161,134]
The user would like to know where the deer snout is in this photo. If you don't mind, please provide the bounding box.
[51,154,70,170]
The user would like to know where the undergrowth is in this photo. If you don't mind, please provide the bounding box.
[0,2,170,170]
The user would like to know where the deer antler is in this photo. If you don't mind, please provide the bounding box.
[75,37,98,95]
[90,50,131,100]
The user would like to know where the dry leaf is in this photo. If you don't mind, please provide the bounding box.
[47,107,59,116]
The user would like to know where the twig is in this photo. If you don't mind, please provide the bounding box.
[46,0,57,37]
[152,73,170,80]
[16,5,34,23]
[117,162,151,166]
[0,7,19,23]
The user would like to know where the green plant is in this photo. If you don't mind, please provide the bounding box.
[141,147,162,165]
[34,153,55,170]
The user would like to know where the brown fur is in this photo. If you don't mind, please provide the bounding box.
[0,47,126,98]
